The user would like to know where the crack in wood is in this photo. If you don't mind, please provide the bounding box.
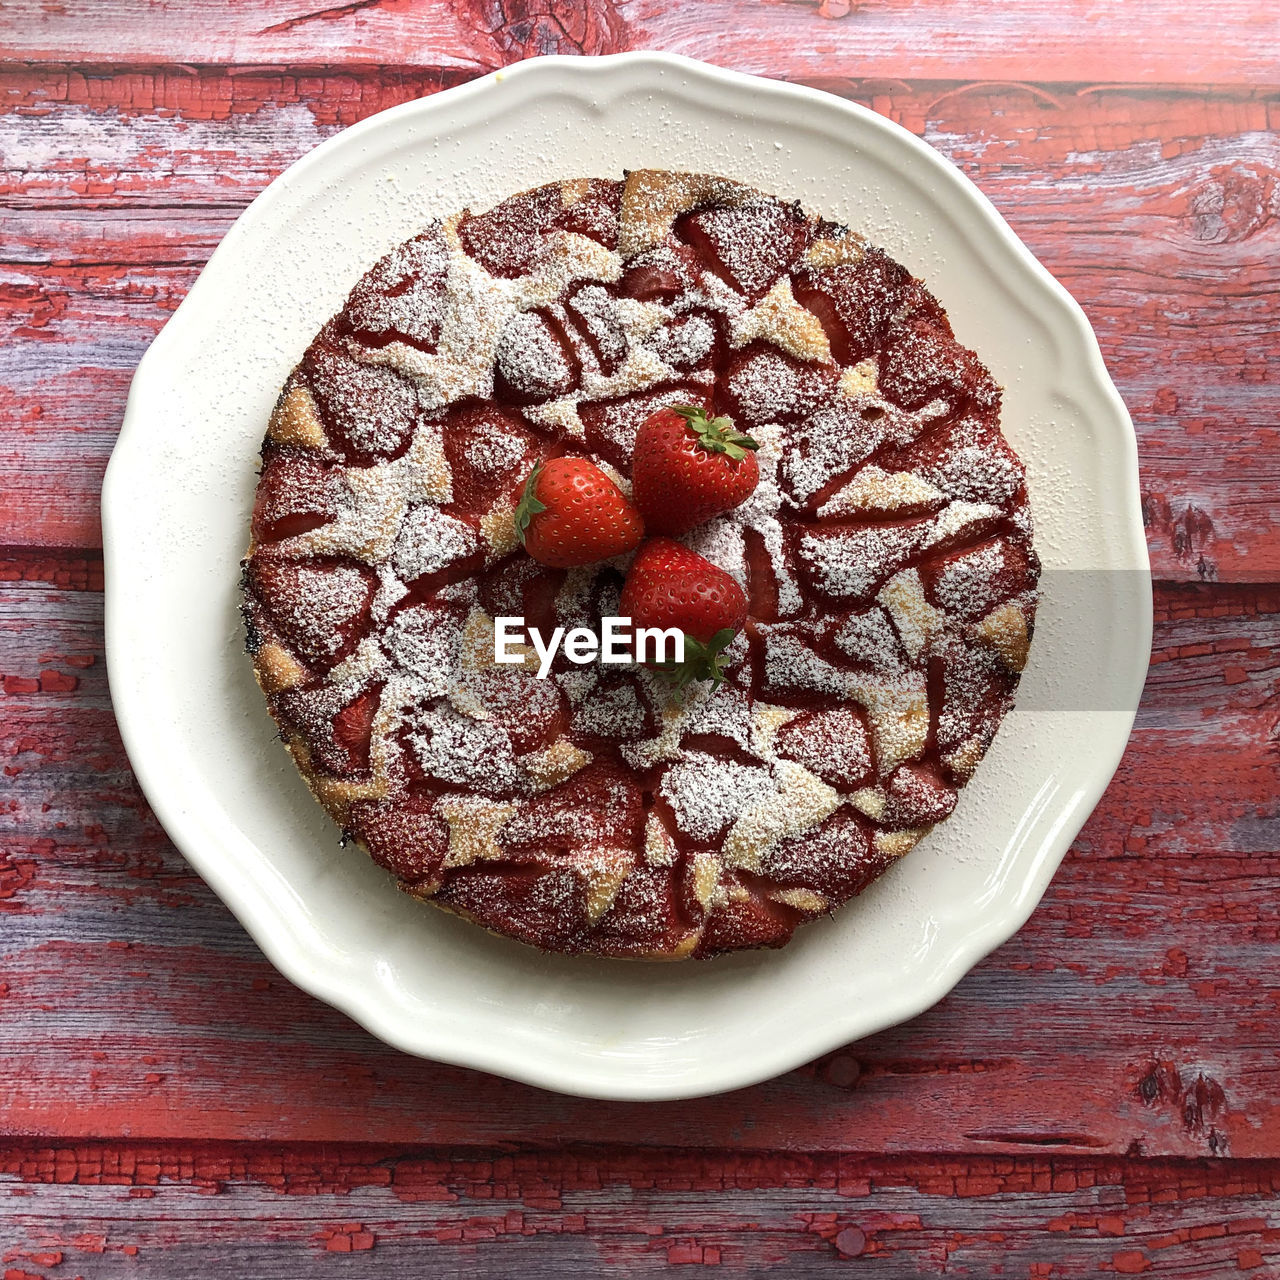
[963,1131,1108,1149]
[257,0,400,36]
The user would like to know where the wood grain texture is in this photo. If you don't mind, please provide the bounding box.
[2,1144,1279,1276]
[4,567,1278,1160]
[4,0,1279,85]
[2,8,1277,1266]
[3,70,1279,572]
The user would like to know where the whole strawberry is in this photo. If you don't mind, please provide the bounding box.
[515,457,644,568]
[620,538,748,689]
[631,404,760,535]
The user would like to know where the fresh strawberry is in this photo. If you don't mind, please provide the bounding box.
[619,538,748,689]
[514,456,644,568]
[631,404,760,535]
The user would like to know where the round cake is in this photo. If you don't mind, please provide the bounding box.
[242,170,1039,959]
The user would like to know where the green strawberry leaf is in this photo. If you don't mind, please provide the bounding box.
[654,626,739,694]
[513,462,546,542]
[672,404,759,462]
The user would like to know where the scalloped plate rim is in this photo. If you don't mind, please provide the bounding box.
[103,52,1151,1100]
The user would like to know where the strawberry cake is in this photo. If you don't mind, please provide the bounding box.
[242,170,1039,959]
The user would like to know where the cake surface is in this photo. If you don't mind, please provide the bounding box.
[242,170,1039,959]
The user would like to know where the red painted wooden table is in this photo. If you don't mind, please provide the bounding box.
[4,3,1280,1274]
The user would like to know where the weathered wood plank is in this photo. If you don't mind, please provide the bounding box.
[2,1,1272,1262]
[1,1144,1278,1277]
[3,73,1278,574]
[0,263,191,549]
[4,0,1278,85]
[3,571,1278,1155]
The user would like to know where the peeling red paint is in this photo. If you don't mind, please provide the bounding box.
[37,670,78,693]
[5,2,1278,82]
[0,857,36,900]
[0,1144,1278,1274]
[1111,1249,1152,1273]
[2,72,1279,573]
[317,1224,376,1252]
[4,11,1280,1275]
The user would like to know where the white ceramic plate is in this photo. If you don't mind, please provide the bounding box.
[104,52,1150,1100]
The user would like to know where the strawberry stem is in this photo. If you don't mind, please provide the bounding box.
[656,627,738,692]
[513,462,547,542]
[672,404,759,463]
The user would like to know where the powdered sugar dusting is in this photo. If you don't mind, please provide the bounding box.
[347,226,450,348]
[268,563,368,661]
[661,753,779,842]
[392,504,477,581]
[383,605,463,694]
[244,170,1039,959]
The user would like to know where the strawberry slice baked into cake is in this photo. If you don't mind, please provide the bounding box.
[242,170,1039,959]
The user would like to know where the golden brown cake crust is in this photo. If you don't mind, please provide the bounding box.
[242,172,1039,959]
